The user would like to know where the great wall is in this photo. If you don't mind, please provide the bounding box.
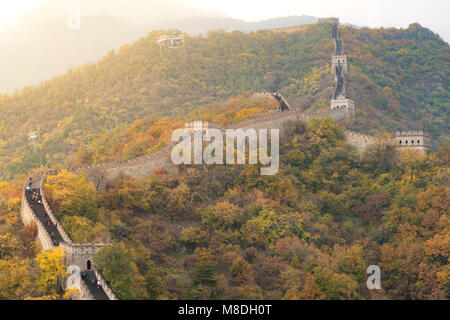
[19,18,432,300]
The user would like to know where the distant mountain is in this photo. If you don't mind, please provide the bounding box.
[0,16,150,94]
[0,0,226,93]
[247,16,318,31]
[0,10,317,93]
[152,15,318,34]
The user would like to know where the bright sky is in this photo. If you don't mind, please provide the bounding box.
[1,0,449,42]
[185,0,450,42]
[0,0,45,26]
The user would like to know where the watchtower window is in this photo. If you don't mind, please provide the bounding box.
[417,140,420,144]
[405,140,408,144]
[399,140,402,145]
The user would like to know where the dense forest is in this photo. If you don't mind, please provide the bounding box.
[1,114,447,300]
[43,118,450,300]
[0,21,448,300]
[0,22,448,179]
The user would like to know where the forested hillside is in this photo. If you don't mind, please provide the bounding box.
[0,20,449,300]
[42,118,450,300]
[0,21,448,179]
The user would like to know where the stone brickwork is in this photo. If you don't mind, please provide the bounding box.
[20,181,55,251]
[395,130,431,154]
[20,174,117,300]
[329,97,355,123]
[331,55,348,75]
[73,279,95,300]
[93,266,118,300]
[60,242,104,273]
[344,130,377,153]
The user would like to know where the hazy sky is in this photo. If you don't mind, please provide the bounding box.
[1,0,449,42]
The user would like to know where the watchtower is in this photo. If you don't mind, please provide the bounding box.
[331,55,348,75]
[395,130,431,154]
[330,95,355,123]
[318,17,340,25]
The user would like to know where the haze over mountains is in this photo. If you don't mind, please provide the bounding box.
[0,0,317,93]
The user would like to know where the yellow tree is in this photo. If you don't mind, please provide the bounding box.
[35,247,66,296]
[0,258,36,299]
[45,170,98,221]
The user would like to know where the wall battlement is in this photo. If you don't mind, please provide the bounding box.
[344,130,377,153]
[20,174,117,300]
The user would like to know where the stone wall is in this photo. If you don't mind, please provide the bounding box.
[20,174,115,300]
[20,180,55,251]
[61,142,178,187]
[54,107,370,188]
[71,279,95,301]
[329,99,355,123]
[60,242,105,272]
[51,111,303,187]
[40,174,72,243]
[226,110,299,131]
[344,130,377,153]
[93,266,118,300]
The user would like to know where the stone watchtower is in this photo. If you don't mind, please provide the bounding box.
[394,130,431,154]
[331,55,348,75]
[328,21,355,123]
[318,17,340,24]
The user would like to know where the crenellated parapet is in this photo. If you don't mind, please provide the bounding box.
[344,130,377,153]
[394,130,431,154]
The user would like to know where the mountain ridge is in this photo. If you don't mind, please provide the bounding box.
[0,22,448,179]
